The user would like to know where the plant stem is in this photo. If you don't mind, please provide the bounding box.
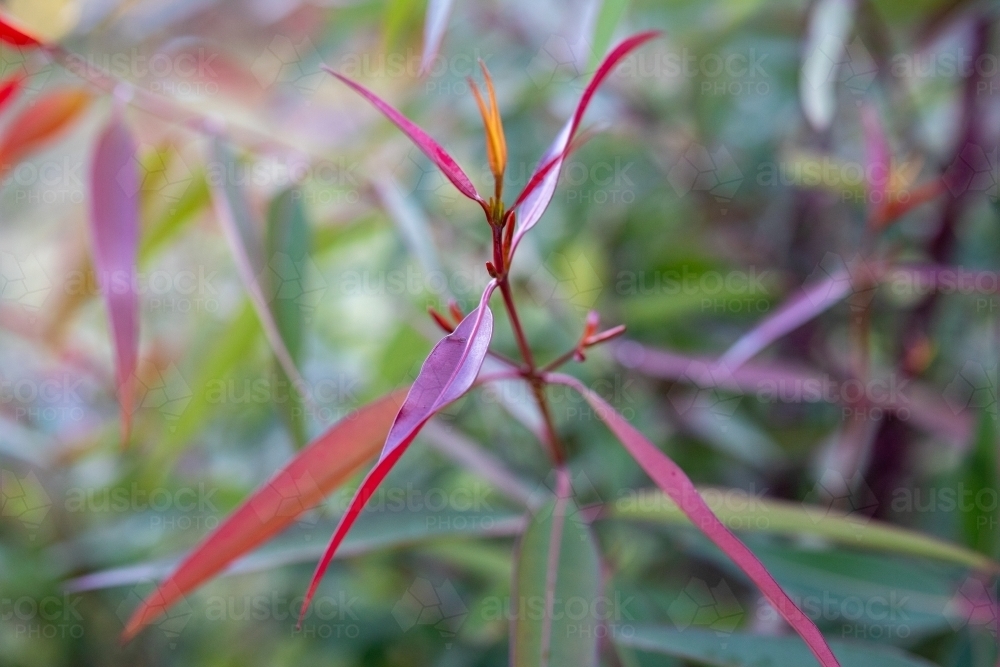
[497,274,565,465]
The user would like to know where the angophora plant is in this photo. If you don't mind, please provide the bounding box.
[104,30,842,666]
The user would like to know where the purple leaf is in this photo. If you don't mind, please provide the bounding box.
[298,283,497,623]
[325,67,483,203]
[89,115,140,442]
[717,270,853,371]
[420,0,455,76]
[547,373,841,667]
[509,30,660,256]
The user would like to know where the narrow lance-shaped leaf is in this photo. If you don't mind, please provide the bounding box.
[265,188,312,448]
[547,373,841,667]
[89,115,140,443]
[121,389,407,642]
[325,67,483,202]
[208,136,312,407]
[717,269,854,371]
[509,30,660,256]
[0,11,42,47]
[0,88,91,171]
[512,468,601,667]
[0,75,23,114]
[862,105,890,224]
[800,0,856,131]
[298,284,496,624]
[420,0,455,76]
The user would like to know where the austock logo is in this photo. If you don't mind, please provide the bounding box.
[667,360,742,426]
[392,145,461,215]
[666,143,743,214]
[249,468,322,529]
[805,252,879,314]
[802,469,878,525]
[392,578,469,645]
[251,34,323,93]
[256,251,328,324]
[944,361,998,419]
[667,578,744,639]
[801,32,877,97]
[119,143,195,203]
[0,41,53,92]
[132,361,193,430]
[0,251,52,314]
[944,143,998,203]
[526,34,590,90]
[116,581,192,648]
[944,577,998,636]
[0,467,51,537]
[2,593,84,639]
[528,252,603,314]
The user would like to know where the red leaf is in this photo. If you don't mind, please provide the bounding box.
[325,67,483,203]
[89,116,141,443]
[298,284,496,623]
[508,30,660,256]
[0,75,23,114]
[0,88,91,171]
[547,373,841,667]
[0,12,41,47]
[120,389,407,642]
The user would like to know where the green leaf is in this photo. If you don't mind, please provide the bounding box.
[588,0,629,71]
[961,411,999,557]
[513,484,602,667]
[612,487,1000,573]
[617,626,937,667]
[138,170,210,264]
[265,188,312,448]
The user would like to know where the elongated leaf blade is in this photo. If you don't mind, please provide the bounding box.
[0,75,23,114]
[299,287,496,622]
[510,30,659,255]
[513,469,601,667]
[420,0,455,75]
[265,188,312,447]
[718,271,853,371]
[548,374,840,667]
[0,88,91,170]
[800,0,855,131]
[208,137,311,403]
[612,487,1000,573]
[0,12,41,47]
[121,389,407,642]
[619,626,936,667]
[89,116,140,442]
[325,68,482,202]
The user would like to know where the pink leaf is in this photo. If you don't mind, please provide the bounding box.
[547,373,841,667]
[325,67,483,203]
[420,0,455,76]
[862,105,890,222]
[509,30,660,256]
[120,389,407,642]
[0,12,41,47]
[717,270,854,371]
[89,116,140,442]
[298,283,497,623]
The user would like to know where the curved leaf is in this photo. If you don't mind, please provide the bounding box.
[509,30,659,256]
[120,389,408,642]
[89,116,140,443]
[0,12,41,47]
[0,75,23,114]
[0,88,91,171]
[325,67,482,202]
[298,284,496,623]
[208,137,311,405]
[420,0,455,76]
[547,373,840,667]
[611,487,1000,573]
[619,626,936,667]
[512,468,601,667]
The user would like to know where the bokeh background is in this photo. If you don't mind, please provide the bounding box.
[0,0,998,665]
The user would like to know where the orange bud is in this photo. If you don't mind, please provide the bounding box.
[470,61,506,182]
